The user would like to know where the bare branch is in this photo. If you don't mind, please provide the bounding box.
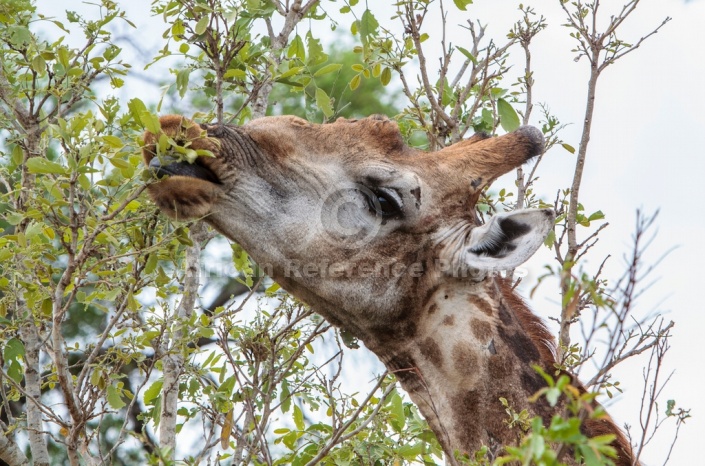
[0,428,28,465]
[159,221,209,459]
[18,320,51,466]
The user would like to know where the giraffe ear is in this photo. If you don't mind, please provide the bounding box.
[462,209,555,271]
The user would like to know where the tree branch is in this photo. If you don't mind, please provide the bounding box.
[304,374,393,466]
[159,221,209,460]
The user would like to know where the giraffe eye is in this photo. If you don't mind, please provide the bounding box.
[365,187,403,218]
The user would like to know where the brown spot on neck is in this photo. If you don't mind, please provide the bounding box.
[419,337,444,367]
[450,390,483,449]
[468,295,494,317]
[487,351,514,380]
[421,284,440,311]
[471,318,491,341]
[495,278,556,365]
[452,343,479,376]
[442,314,456,326]
[497,325,540,364]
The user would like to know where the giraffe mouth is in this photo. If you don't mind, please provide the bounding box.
[148,156,220,184]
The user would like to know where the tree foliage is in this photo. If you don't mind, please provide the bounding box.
[0,0,688,465]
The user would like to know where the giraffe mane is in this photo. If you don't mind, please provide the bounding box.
[498,278,557,366]
[498,278,635,465]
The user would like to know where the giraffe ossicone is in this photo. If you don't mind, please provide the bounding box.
[143,114,637,465]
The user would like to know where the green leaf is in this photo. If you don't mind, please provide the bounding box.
[8,25,31,46]
[562,142,576,154]
[287,34,305,60]
[91,368,106,389]
[103,45,120,61]
[31,55,46,76]
[380,67,392,86]
[145,254,158,275]
[293,404,305,430]
[306,31,327,66]
[4,212,24,226]
[315,87,334,118]
[456,46,477,64]
[544,230,556,248]
[224,68,246,79]
[265,282,281,296]
[101,135,124,149]
[389,391,405,432]
[277,66,305,81]
[26,158,66,175]
[176,68,190,98]
[359,9,379,45]
[218,375,236,398]
[666,399,675,416]
[172,21,186,37]
[588,210,605,221]
[350,74,361,91]
[107,384,126,409]
[397,442,424,460]
[314,63,342,77]
[195,15,209,35]
[3,338,25,361]
[497,98,520,132]
[0,248,12,261]
[57,47,70,68]
[528,431,546,458]
[144,380,163,405]
[340,328,359,348]
[280,379,291,413]
[140,111,161,134]
[7,361,22,383]
[11,144,23,165]
[545,387,561,406]
[453,0,473,10]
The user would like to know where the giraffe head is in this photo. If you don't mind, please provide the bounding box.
[142,114,554,348]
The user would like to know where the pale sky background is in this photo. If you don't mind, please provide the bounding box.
[33,0,705,464]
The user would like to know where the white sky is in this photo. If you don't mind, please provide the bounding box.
[33,0,705,464]
[515,3,705,464]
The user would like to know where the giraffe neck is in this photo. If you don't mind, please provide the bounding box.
[379,277,554,461]
[376,277,636,466]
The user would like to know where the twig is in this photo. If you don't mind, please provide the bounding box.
[304,374,393,466]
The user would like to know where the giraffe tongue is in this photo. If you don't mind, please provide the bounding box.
[148,156,219,184]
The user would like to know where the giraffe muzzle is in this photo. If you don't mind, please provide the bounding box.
[148,156,220,184]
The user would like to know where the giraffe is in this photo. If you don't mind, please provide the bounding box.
[142,114,636,465]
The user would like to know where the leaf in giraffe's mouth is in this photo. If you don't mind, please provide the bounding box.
[148,156,220,184]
